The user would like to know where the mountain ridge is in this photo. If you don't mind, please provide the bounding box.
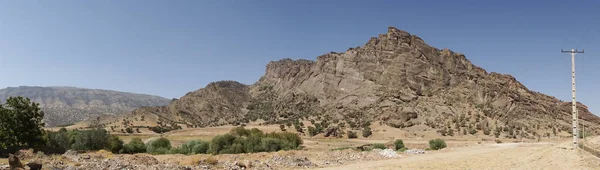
[0,86,171,127]
[95,26,600,139]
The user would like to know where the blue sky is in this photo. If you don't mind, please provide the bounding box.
[1,0,599,114]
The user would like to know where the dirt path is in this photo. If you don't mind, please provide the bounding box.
[311,140,600,170]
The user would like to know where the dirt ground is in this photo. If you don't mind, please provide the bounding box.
[312,139,600,170]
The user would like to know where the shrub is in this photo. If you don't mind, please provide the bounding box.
[147,138,171,154]
[243,135,263,153]
[469,128,477,135]
[279,124,286,131]
[45,129,70,152]
[122,138,146,154]
[106,135,124,153]
[362,127,372,138]
[71,128,110,151]
[308,126,317,137]
[393,139,405,151]
[192,141,210,154]
[208,134,237,155]
[483,128,491,135]
[371,143,387,150]
[347,131,358,139]
[125,127,134,134]
[429,139,446,150]
[261,138,282,152]
[169,140,210,155]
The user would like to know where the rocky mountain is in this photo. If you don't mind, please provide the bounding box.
[116,27,600,138]
[0,86,170,127]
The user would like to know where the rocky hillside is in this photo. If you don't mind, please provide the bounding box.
[115,27,600,139]
[0,86,170,127]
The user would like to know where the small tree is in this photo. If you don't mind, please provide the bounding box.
[393,139,405,150]
[126,127,134,134]
[279,124,286,131]
[362,127,372,138]
[429,139,446,150]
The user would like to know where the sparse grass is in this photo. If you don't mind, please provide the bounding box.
[179,155,203,166]
[96,149,114,159]
[116,134,154,143]
[330,146,354,151]
[204,157,218,165]
[0,158,7,165]
[372,143,387,150]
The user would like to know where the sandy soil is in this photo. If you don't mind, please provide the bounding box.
[312,139,600,170]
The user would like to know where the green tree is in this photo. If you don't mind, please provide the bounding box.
[0,97,45,149]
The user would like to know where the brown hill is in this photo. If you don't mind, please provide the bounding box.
[96,27,600,139]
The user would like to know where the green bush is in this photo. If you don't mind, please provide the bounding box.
[71,128,110,151]
[347,131,358,139]
[45,128,70,152]
[393,139,405,151]
[208,134,237,155]
[147,138,172,154]
[429,139,447,150]
[243,135,263,153]
[371,143,387,150]
[106,135,124,153]
[192,141,210,154]
[122,138,146,154]
[261,138,282,152]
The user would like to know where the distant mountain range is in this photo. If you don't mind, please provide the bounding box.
[0,86,171,127]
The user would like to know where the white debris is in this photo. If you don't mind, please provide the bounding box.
[378,149,400,158]
[404,149,426,154]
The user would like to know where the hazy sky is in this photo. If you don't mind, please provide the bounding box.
[1,1,599,114]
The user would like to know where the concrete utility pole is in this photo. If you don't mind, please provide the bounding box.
[561,48,584,149]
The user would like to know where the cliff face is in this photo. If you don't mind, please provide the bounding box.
[124,27,599,137]
[0,86,170,127]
